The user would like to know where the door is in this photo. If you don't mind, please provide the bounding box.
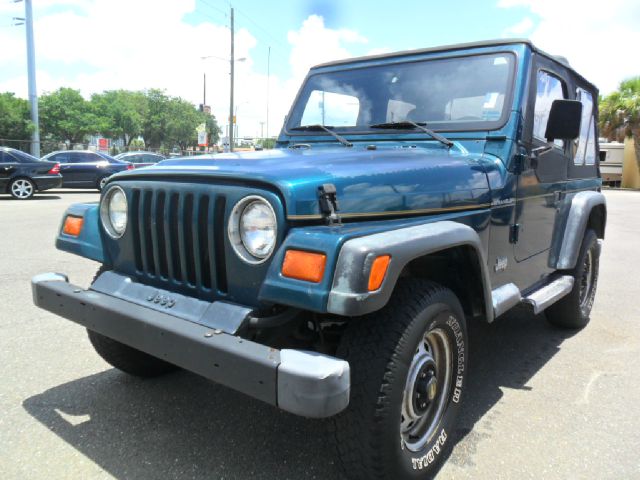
[0,151,18,191]
[66,152,101,186]
[514,64,570,262]
[50,152,73,186]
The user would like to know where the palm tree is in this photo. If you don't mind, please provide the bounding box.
[599,77,640,164]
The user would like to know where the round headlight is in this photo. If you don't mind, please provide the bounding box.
[100,186,128,238]
[229,196,277,263]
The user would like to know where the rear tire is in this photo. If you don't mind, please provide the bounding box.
[9,177,35,199]
[87,265,178,377]
[97,175,110,191]
[333,278,468,479]
[546,229,600,329]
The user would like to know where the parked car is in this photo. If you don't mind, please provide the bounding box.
[0,147,62,199]
[114,151,166,168]
[32,39,605,479]
[41,150,133,190]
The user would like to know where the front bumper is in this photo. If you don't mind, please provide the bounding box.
[31,272,350,418]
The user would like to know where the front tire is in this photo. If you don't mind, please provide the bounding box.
[87,265,178,377]
[546,229,600,329]
[333,279,468,479]
[87,330,177,377]
[10,177,35,199]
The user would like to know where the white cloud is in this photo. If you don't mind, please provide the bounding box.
[499,0,640,93]
[287,15,367,81]
[0,3,374,140]
[502,17,534,36]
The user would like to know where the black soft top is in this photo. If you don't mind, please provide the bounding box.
[311,38,597,93]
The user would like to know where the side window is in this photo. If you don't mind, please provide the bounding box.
[54,153,69,164]
[0,151,12,163]
[301,90,360,127]
[575,88,596,165]
[533,70,566,147]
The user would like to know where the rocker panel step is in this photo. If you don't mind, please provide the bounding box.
[523,275,574,314]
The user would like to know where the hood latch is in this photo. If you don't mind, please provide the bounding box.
[318,183,341,225]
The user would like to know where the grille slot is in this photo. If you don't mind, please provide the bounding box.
[130,188,227,296]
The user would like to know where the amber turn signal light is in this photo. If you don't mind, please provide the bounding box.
[62,215,84,236]
[282,249,327,283]
[368,255,391,291]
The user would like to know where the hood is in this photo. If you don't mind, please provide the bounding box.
[116,147,491,219]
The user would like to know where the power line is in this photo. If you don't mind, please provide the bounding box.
[233,6,289,52]
[200,0,228,17]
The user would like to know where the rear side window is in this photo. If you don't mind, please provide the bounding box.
[9,150,38,163]
[533,70,566,147]
[0,151,13,163]
[574,88,596,165]
[69,152,97,163]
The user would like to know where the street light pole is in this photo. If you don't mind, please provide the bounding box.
[266,45,270,144]
[24,0,40,157]
[229,7,235,152]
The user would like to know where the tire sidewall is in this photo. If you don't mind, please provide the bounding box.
[385,299,468,477]
[575,231,599,319]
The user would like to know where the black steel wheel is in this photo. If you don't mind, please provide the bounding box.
[333,278,468,479]
[546,229,600,329]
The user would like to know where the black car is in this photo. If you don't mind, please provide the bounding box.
[114,151,166,168]
[41,150,133,190]
[0,147,62,200]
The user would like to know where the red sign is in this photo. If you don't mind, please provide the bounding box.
[98,138,109,151]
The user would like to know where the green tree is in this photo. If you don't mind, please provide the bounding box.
[256,137,276,149]
[92,90,147,147]
[142,89,170,150]
[0,93,33,149]
[202,111,222,146]
[164,96,204,151]
[600,77,640,163]
[39,88,97,145]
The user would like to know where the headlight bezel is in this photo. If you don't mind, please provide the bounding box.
[228,195,277,264]
[100,185,128,239]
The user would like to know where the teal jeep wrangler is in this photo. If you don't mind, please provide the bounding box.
[32,39,605,479]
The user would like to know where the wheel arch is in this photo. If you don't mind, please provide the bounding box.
[553,191,606,270]
[326,221,494,322]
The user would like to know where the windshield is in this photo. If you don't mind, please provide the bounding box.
[286,53,515,134]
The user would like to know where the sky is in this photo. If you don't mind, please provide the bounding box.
[1,0,639,141]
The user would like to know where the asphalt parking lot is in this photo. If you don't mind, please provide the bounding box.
[1,188,639,479]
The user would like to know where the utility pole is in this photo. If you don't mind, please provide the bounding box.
[229,6,235,152]
[266,45,270,143]
[24,0,40,157]
[203,72,206,108]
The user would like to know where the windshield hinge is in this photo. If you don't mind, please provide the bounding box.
[318,183,341,225]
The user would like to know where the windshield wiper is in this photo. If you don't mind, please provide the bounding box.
[290,124,353,147]
[369,121,454,148]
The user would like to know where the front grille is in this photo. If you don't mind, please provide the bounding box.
[129,188,228,295]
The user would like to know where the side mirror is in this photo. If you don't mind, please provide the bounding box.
[545,99,582,142]
[599,150,607,162]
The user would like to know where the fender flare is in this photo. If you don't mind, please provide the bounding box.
[553,191,606,270]
[326,221,494,320]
